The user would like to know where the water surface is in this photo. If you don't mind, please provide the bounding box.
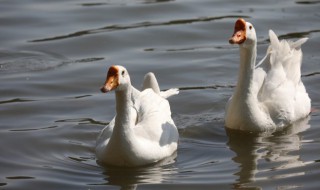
[1,0,320,189]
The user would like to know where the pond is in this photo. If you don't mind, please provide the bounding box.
[0,0,320,189]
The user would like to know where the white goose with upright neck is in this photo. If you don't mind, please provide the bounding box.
[225,18,311,132]
[96,65,179,167]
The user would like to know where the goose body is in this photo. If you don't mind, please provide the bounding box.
[225,18,311,132]
[96,65,179,167]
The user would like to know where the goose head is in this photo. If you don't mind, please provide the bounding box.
[100,65,130,93]
[229,18,257,47]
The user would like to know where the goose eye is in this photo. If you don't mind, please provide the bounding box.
[249,25,252,30]
[121,70,125,76]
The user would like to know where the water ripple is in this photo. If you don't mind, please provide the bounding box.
[296,0,320,4]
[277,29,320,40]
[178,84,235,91]
[55,118,107,125]
[30,15,249,43]
[145,44,231,52]
[0,50,67,73]
[6,176,35,180]
[0,98,35,105]
[80,0,175,7]
[9,125,58,132]
[302,71,320,77]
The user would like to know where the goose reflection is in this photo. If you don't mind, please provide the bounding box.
[98,152,177,190]
[226,117,310,189]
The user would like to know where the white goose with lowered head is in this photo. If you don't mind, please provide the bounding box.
[225,18,311,132]
[96,65,179,167]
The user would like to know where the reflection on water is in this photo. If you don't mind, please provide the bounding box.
[227,117,311,189]
[95,152,177,190]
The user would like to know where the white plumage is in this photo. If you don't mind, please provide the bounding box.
[96,65,179,167]
[225,18,311,132]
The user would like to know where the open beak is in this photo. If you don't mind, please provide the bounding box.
[229,18,246,44]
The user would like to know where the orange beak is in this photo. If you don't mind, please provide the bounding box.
[100,65,119,93]
[229,18,246,44]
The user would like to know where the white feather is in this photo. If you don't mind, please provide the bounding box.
[96,67,179,167]
[225,21,311,132]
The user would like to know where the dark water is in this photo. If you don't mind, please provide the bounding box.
[1,0,320,189]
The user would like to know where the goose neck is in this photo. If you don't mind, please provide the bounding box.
[235,43,257,99]
[114,85,133,131]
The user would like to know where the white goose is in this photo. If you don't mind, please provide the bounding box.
[225,18,311,132]
[96,65,179,167]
